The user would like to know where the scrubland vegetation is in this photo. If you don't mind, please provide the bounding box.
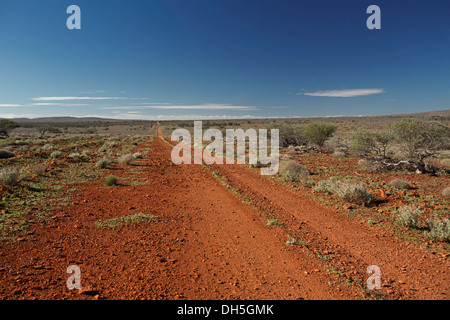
[1,111,449,248]
[0,119,157,241]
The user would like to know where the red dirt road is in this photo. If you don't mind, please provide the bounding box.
[0,134,448,300]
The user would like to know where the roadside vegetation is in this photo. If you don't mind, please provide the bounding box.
[0,120,156,241]
[161,115,449,251]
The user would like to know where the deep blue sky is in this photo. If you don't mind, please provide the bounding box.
[1,0,449,120]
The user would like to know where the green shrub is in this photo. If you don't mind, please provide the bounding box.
[0,167,19,186]
[0,119,19,138]
[389,179,412,189]
[265,123,306,148]
[104,175,118,186]
[303,121,337,147]
[396,205,422,228]
[350,129,393,158]
[425,218,450,241]
[391,118,450,160]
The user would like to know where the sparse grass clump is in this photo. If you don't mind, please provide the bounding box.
[107,141,118,147]
[118,154,134,165]
[50,150,62,159]
[32,163,47,176]
[297,176,315,188]
[279,160,311,182]
[357,159,386,173]
[333,150,347,158]
[17,145,29,153]
[95,213,156,229]
[389,179,412,190]
[395,205,422,228]
[81,149,91,158]
[132,152,143,159]
[42,143,56,150]
[334,182,372,205]
[267,218,282,226]
[104,175,118,186]
[0,167,19,186]
[442,186,450,197]
[68,152,81,161]
[286,237,296,245]
[99,141,118,152]
[312,177,341,194]
[313,177,372,205]
[96,157,112,169]
[425,218,450,241]
[440,159,450,168]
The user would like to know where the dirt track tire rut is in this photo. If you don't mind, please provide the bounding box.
[209,162,449,300]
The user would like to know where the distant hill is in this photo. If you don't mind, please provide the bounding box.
[5,109,450,124]
[377,109,450,119]
[10,116,119,124]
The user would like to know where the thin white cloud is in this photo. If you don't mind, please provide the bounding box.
[31,96,150,101]
[0,113,41,118]
[31,103,89,106]
[301,88,385,98]
[86,114,260,120]
[32,96,127,101]
[100,104,258,111]
[0,104,24,107]
[133,102,173,105]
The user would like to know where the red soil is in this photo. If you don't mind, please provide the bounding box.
[0,133,448,300]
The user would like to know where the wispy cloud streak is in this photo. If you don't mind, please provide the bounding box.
[100,104,258,110]
[300,88,385,98]
[0,104,23,107]
[31,97,150,101]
